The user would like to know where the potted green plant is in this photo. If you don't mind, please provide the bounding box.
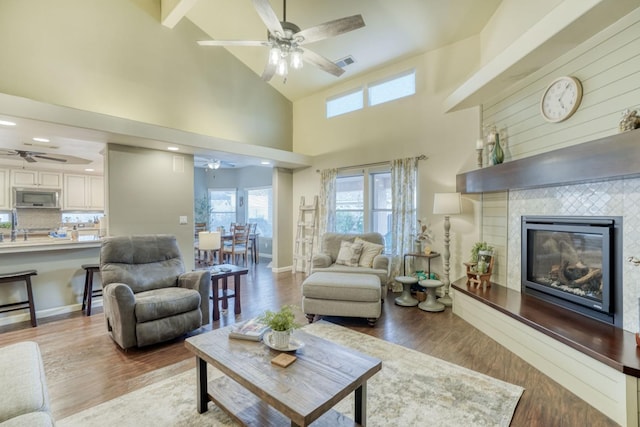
[258,305,301,349]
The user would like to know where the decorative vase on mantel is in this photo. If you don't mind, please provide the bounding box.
[491,132,504,165]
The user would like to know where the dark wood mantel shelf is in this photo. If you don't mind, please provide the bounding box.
[456,129,640,194]
[452,278,640,378]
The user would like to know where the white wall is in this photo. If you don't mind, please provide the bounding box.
[292,37,484,282]
[480,0,562,65]
[0,0,292,151]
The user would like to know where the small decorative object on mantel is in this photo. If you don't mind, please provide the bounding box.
[464,242,495,290]
[486,126,504,165]
[619,109,640,133]
[475,138,484,168]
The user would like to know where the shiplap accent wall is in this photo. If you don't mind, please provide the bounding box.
[479,7,640,289]
[480,192,508,285]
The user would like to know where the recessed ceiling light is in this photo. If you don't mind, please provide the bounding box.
[33,137,50,143]
[167,146,179,151]
[0,120,16,126]
[261,160,271,165]
[84,168,95,172]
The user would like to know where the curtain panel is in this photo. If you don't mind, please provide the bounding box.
[318,168,337,244]
[390,157,418,291]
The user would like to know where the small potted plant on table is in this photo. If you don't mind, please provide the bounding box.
[258,305,301,349]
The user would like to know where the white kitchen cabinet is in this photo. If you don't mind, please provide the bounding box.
[11,170,62,188]
[0,169,8,209]
[63,174,104,210]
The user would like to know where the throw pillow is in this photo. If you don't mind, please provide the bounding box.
[335,241,364,267]
[355,237,384,268]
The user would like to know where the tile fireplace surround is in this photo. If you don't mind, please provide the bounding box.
[508,178,640,333]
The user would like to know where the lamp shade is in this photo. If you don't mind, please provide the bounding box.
[433,192,462,215]
[198,231,221,250]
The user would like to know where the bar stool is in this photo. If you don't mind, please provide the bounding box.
[0,270,38,327]
[81,264,102,316]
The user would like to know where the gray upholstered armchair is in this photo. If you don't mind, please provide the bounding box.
[100,234,210,350]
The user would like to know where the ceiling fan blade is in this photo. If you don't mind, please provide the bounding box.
[296,15,365,45]
[261,61,276,82]
[33,154,67,163]
[252,0,284,37]
[301,47,345,77]
[24,156,37,163]
[198,40,267,47]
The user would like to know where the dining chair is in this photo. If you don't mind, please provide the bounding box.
[223,224,250,266]
[247,222,258,263]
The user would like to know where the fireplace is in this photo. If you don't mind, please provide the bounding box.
[521,215,622,327]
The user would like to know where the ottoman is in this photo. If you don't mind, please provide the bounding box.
[301,272,381,326]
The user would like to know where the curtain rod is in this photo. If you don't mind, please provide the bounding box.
[316,154,427,173]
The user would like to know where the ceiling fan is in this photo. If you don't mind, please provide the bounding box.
[0,149,67,163]
[197,0,365,81]
[199,159,236,170]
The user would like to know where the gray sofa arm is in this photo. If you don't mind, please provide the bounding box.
[312,253,332,269]
[103,283,137,350]
[179,270,211,326]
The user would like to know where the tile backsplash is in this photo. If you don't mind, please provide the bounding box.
[15,208,61,231]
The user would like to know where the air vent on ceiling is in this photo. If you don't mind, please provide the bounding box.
[334,55,356,69]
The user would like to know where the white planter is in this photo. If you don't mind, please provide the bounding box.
[270,330,291,349]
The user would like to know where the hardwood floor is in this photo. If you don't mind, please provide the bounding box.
[0,263,617,426]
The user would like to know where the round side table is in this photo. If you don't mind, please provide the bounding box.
[418,279,445,312]
[394,276,419,307]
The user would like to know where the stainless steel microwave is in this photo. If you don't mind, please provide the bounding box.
[13,187,61,208]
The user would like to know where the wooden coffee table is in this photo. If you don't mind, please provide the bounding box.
[185,326,382,426]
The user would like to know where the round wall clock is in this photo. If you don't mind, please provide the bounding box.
[540,76,583,123]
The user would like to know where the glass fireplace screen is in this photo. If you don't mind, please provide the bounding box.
[527,230,604,304]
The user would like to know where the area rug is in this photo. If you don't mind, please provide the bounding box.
[58,321,523,427]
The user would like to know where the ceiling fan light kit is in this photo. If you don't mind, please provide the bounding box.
[197,0,365,82]
[207,159,221,170]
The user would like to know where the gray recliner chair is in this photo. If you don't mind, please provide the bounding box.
[100,234,210,350]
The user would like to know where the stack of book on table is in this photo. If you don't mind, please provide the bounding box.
[228,318,269,341]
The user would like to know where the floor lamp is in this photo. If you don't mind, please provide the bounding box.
[433,192,462,307]
[198,231,221,266]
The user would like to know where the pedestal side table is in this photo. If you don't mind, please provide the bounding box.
[394,276,419,307]
[418,279,445,312]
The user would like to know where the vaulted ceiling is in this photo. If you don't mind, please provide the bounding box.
[180,0,502,101]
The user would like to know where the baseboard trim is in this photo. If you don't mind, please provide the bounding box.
[271,265,293,273]
[0,299,103,327]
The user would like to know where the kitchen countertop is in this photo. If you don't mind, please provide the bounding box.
[0,236,102,254]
